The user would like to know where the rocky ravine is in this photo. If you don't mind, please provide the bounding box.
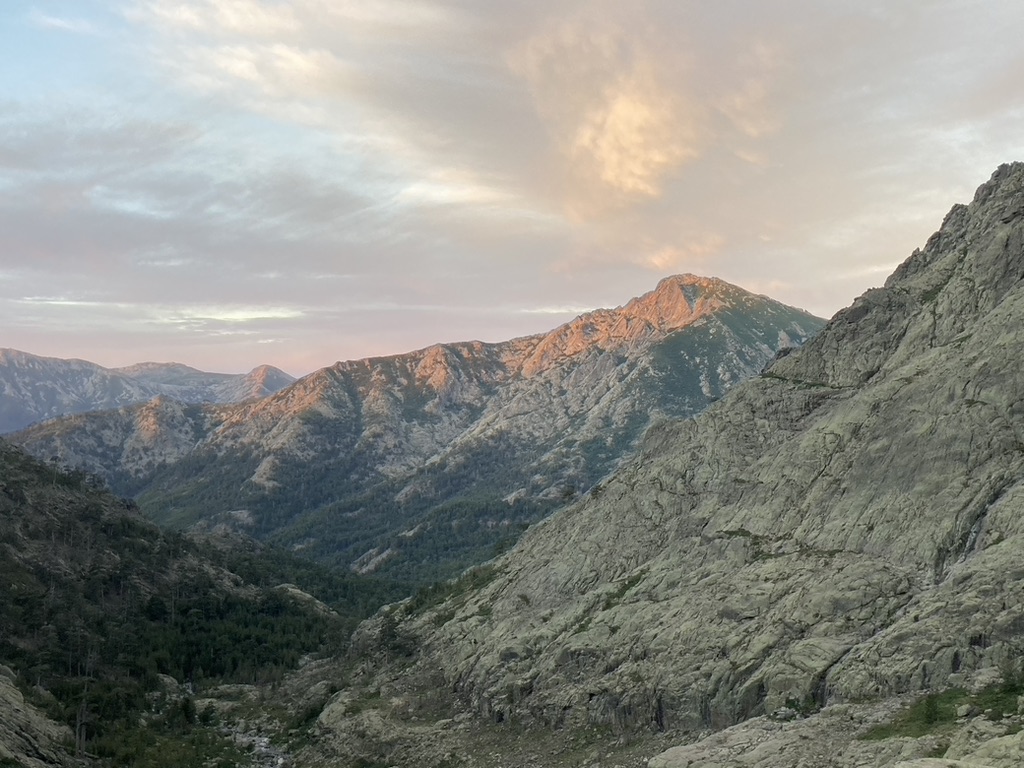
[308,165,1024,767]
[14,276,822,582]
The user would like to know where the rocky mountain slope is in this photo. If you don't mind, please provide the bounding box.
[12,276,822,582]
[0,349,294,433]
[307,164,1024,767]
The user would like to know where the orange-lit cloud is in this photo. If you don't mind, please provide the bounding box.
[641,235,727,272]
[571,68,700,197]
[510,15,703,213]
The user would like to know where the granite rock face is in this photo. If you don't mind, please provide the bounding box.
[0,668,74,767]
[323,164,1024,764]
[646,694,1024,768]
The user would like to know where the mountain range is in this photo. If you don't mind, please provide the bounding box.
[6,164,1024,768]
[10,275,823,583]
[299,163,1024,768]
[0,350,295,433]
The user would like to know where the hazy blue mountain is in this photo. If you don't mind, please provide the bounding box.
[112,361,296,404]
[0,350,294,433]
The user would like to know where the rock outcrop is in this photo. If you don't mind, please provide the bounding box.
[317,164,1024,765]
[0,667,74,768]
[647,693,1024,768]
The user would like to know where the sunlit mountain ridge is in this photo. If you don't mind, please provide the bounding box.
[11,274,823,583]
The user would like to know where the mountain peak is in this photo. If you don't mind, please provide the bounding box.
[974,160,1024,202]
[582,273,748,335]
[516,274,818,378]
[620,273,732,331]
[882,161,1024,296]
[244,364,295,386]
[782,159,1024,390]
[0,354,296,433]
[653,272,726,291]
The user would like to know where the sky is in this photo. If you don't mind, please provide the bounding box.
[2,1,1024,376]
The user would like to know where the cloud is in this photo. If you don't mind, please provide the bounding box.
[571,66,699,197]
[170,42,350,101]
[640,235,727,272]
[509,14,704,211]
[17,297,114,308]
[135,0,453,38]
[0,103,379,261]
[714,41,784,140]
[157,305,304,324]
[0,109,201,173]
[396,166,520,208]
[136,0,301,36]
[28,11,98,35]
[14,296,303,327]
[132,0,538,225]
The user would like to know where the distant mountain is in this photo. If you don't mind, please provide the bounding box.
[12,275,824,583]
[112,361,297,404]
[0,350,295,433]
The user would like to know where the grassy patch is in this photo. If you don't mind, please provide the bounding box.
[405,564,501,616]
[860,671,1024,742]
[861,689,965,740]
[90,723,250,768]
[974,678,1024,720]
